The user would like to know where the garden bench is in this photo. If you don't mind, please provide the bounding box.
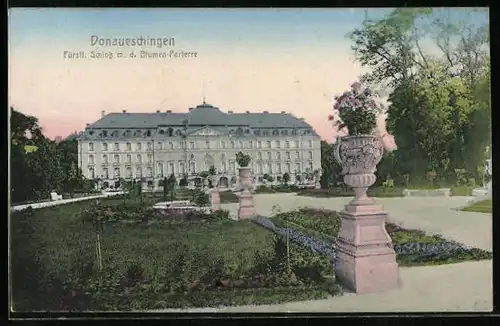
[50,192,63,201]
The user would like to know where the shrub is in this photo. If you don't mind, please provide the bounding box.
[236,152,251,167]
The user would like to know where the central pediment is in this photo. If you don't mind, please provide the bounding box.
[189,127,221,136]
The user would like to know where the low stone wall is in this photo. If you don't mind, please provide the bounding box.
[11,192,125,212]
[403,188,451,197]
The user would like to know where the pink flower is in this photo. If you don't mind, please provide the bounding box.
[367,99,377,109]
[328,114,334,121]
[351,82,362,91]
[381,134,398,152]
[352,99,361,108]
[333,102,340,111]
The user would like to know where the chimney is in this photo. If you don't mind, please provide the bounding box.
[122,109,127,113]
[263,111,269,114]
[299,117,304,120]
[228,110,233,114]
[189,107,194,111]
[86,123,90,127]
[156,110,160,113]
[167,110,172,113]
[101,110,105,118]
[245,111,250,113]
[281,111,286,114]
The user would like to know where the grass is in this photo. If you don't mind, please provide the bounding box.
[297,187,404,198]
[10,198,338,311]
[450,185,475,196]
[269,208,492,267]
[462,199,492,213]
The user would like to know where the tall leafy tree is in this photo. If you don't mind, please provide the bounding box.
[319,141,341,189]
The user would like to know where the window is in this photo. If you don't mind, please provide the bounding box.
[180,162,185,174]
[239,141,243,149]
[89,154,94,164]
[249,141,253,149]
[147,154,153,163]
[285,141,290,148]
[103,154,108,164]
[126,142,131,151]
[147,142,152,150]
[146,130,151,137]
[103,168,109,178]
[286,152,290,160]
[102,130,108,137]
[308,140,313,148]
[169,162,174,175]
[295,163,301,173]
[257,141,262,148]
[276,152,281,160]
[137,142,142,151]
[88,168,95,179]
[190,142,195,149]
[296,151,300,159]
[257,152,262,160]
[114,154,120,163]
[114,142,119,151]
[169,142,174,150]
[267,152,272,160]
[206,141,210,149]
[147,167,153,177]
[221,141,226,149]
[157,163,163,177]
[157,142,163,150]
[126,167,132,178]
[276,141,280,149]
[267,163,273,173]
[230,141,235,148]
[266,141,271,148]
[295,140,300,148]
[127,154,132,163]
[136,167,142,177]
[102,143,108,151]
[222,162,227,173]
[286,163,291,173]
[277,163,282,173]
[89,142,94,151]
[308,151,313,159]
[190,162,196,173]
[258,163,263,174]
[309,162,313,171]
[114,168,120,178]
[137,154,142,163]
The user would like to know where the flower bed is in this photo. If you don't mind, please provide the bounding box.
[254,208,492,267]
[11,199,340,311]
[297,187,404,198]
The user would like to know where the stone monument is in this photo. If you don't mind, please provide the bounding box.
[236,167,256,219]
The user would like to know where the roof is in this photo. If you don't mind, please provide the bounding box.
[88,103,312,129]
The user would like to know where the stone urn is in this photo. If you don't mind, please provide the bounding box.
[333,135,400,294]
[210,187,221,211]
[314,169,322,189]
[236,167,256,219]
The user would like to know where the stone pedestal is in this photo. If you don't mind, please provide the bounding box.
[210,187,220,211]
[334,201,400,294]
[238,189,256,219]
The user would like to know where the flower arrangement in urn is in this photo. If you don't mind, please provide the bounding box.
[330,81,397,203]
[236,151,251,168]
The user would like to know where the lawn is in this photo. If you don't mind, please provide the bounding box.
[10,198,340,312]
[297,187,405,198]
[462,199,492,213]
[267,208,492,268]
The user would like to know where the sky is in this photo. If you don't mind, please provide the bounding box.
[8,8,489,141]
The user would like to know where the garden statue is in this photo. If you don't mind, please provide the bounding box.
[330,81,400,294]
[235,151,255,219]
[314,169,322,189]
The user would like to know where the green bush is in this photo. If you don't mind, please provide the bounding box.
[297,187,404,198]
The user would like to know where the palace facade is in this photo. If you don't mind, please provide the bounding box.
[77,103,322,189]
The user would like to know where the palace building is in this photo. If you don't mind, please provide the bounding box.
[77,102,322,189]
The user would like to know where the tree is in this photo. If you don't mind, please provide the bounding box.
[166,174,177,200]
[65,162,85,197]
[25,140,65,199]
[320,141,341,189]
[282,172,290,185]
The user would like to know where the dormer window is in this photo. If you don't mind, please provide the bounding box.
[102,130,108,137]
[281,129,288,135]
[159,129,165,134]
[167,128,173,137]
[272,129,279,135]
[254,130,261,136]
[146,130,151,137]
[175,129,182,136]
